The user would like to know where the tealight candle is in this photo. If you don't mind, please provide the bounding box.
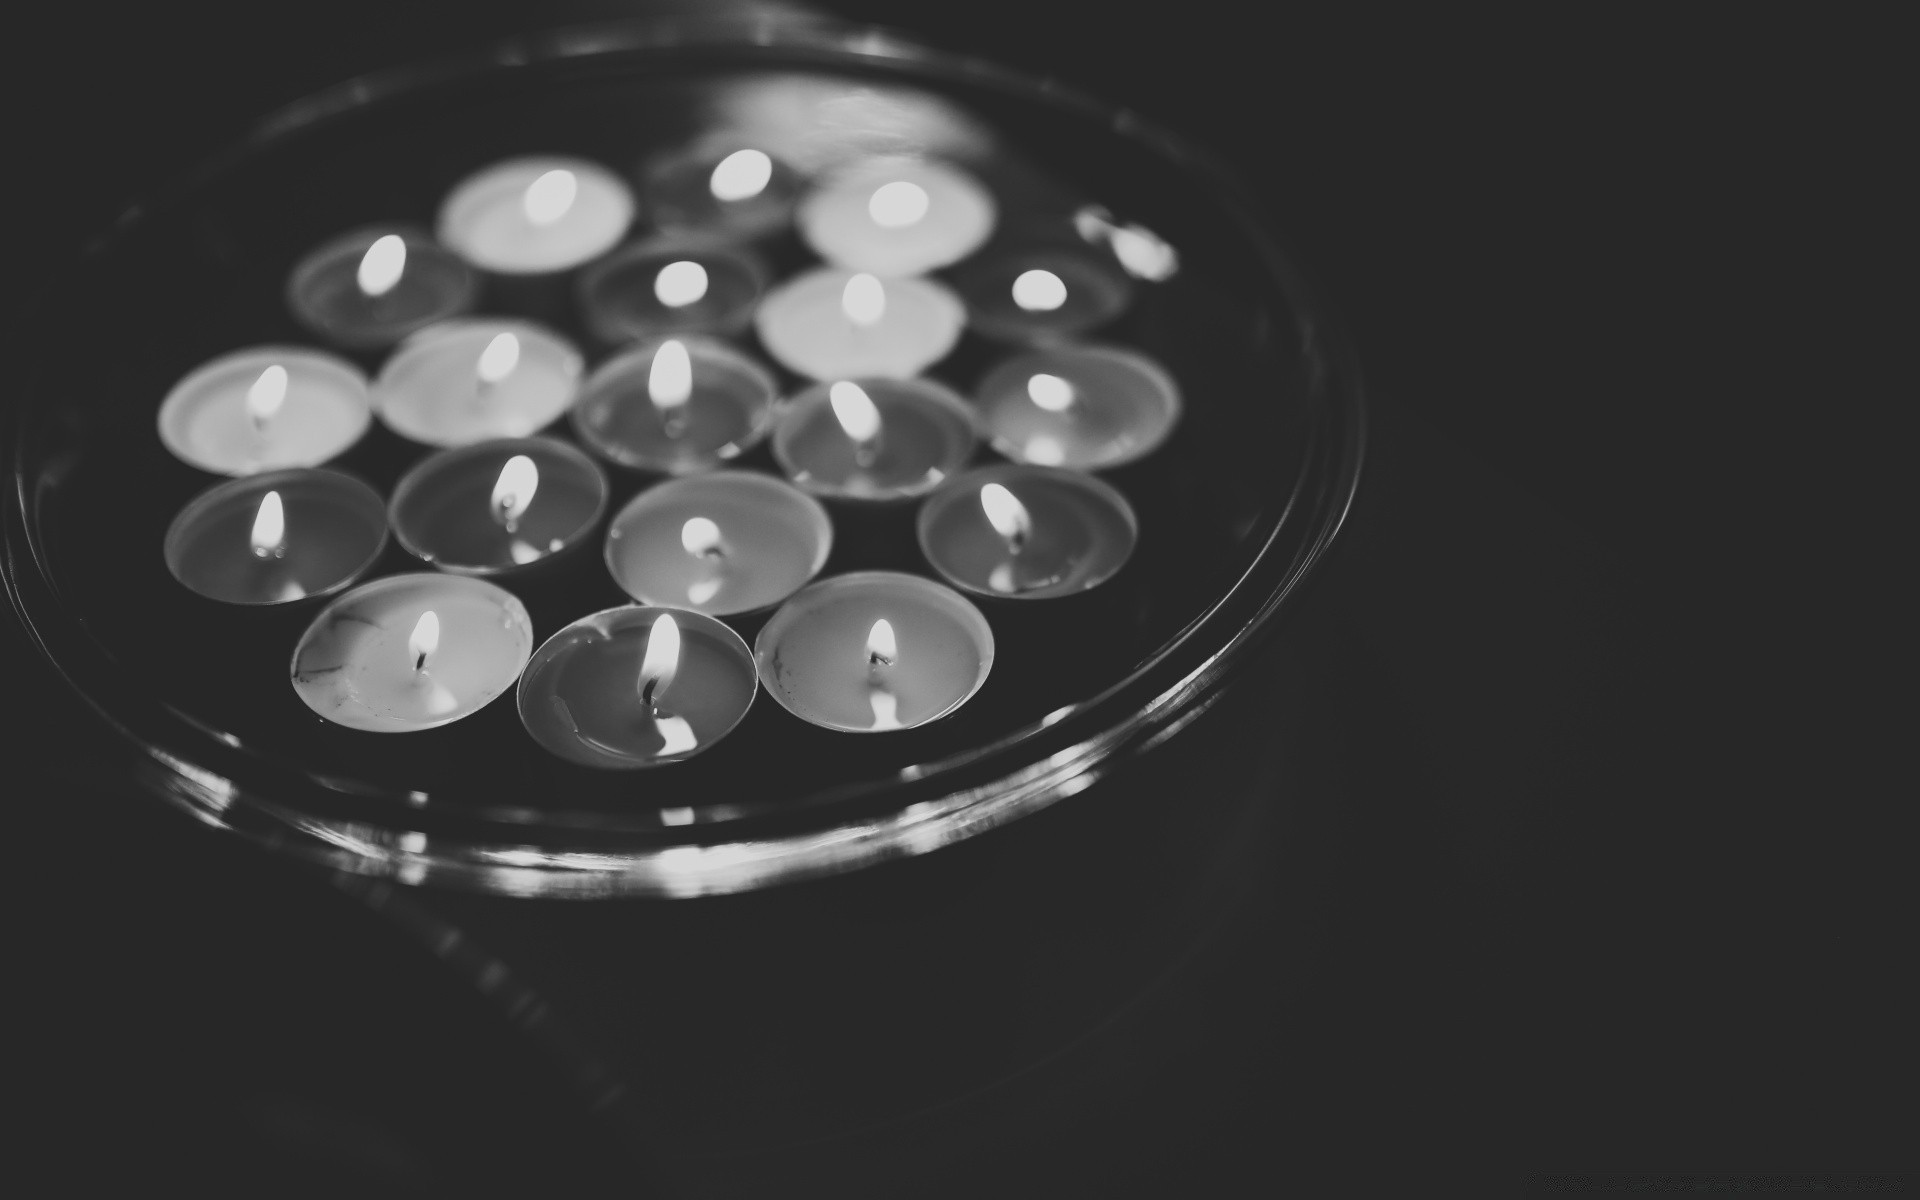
[753,267,964,382]
[517,606,757,768]
[972,344,1183,469]
[772,377,978,503]
[157,347,371,476]
[286,226,479,349]
[389,437,608,575]
[917,464,1138,599]
[290,573,534,732]
[165,469,388,605]
[639,145,801,241]
[436,156,635,275]
[946,247,1135,344]
[1072,205,1182,281]
[604,471,831,616]
[373,319,583,447]
[754,571,993,733]
[797,155,997,276]
[569,336,778,475]
[575,237,768,344]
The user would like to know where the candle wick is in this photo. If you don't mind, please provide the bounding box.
[414,650,429,673]
[868,649,893,670]
[1006,528,1028,556]
[661,408,688,439]
[640,678,660,711]
[496,496,519,534]
[853,439,879,469]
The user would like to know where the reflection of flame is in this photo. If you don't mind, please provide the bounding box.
[866,618,897,668]
[247,365,288,429]
[639,613,681,708]
[492,454,538,529]
[868,180,930,228]
[409,610,440,673]
[522,168,579,226]
[1027,373,1075,412]
[654,260,709,308]
[868,687,902,731]
[681,517,723,558]
[655,714,698,755]
[357,234,406,297]
[829,382,882,444]
[649,339,694,412]
[1011,269,1067,312]
[250,490,286,558]
[1024,436,1066,465]
[841,273,886,326]
[477,332,520,384]
[709,149,773,201]
[980,482,1032,550]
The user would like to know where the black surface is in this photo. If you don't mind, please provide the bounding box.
[9,0,1901,1189]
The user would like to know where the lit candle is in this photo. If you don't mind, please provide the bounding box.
[290,573,534,732]
[754,571,994,733]
[797,155,997,276]
[517,606,757,768]
[575,237,768,344]
[389,437,609,575]
[946,248,1134,344]
[373,319,583,447]
[286,226,478,349]
[917,465,1138,599]
[157,347,371,475]
[753,266,965,382]
[604,471,831,616]
[972,344,1182,469]
[436,157,635,274]
[772,377,978,502]
[1072,205,1181,281]
[569,335,778,475]
[165,469,388,605]
[639,145,801,240]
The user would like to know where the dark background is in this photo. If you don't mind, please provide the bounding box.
[8,0,1903,1189]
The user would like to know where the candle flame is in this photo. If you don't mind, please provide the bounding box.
[710,148,772,201]
[522,168,579,226]
[409,610,440,673]
[649,339,694,411]
[828,381,882,445]
[866,618,897,668]
[681,516,723,558]
[1027,373,1076,412]
[1011,269,1068,312]
[1110,223,1179,281]
[980,482,1032,550]
[841,273,886,327]
[654,260,709,308]
[868,180,930,228]
[477,332,521,384]
[491,454,538,528]
[246,365,289,428]
[358,234,407,296]
[639,613,681,708]
[250,490,286,558]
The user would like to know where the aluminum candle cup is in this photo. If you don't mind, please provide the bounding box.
[576,238,768,345]
[436,156,635,275]
[755,571,993,733]
[917,464,1138,599]
[517,606,757,768]
[389,437,608,576]
[797,155,997,276]
[640,145,801,241]
[164,469,388,605]
[157,347,371,476]
[604,471,831,616]
[570,336,778,475]
[373,319,583,447]
[286,226,478,349]
[290,573,534,732]
[946,247,1134,344]
[973,344,1182,470]
[772,377,977,503]
[753,266,964,382]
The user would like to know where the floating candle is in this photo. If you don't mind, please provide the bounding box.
[517,606,757,768]
[436,156,635,274]
[1072,205,1181,281]
[165,469,388,605]
[604,471,831,616]
[575,237,768,344]
[157,346,371,476]
[972,344,1182,469]
[946,247,1134,344]
[772,377,978,503]
[290,573,534,732]
[917,464,1138,599]
[286,226,479,349]
[755,571,994,733]
[639,145,801,240]
[797,156,997,276]
[389,437,609,575]
[754,266,965,382]
[373,319,583,447]
[569,335,778,475]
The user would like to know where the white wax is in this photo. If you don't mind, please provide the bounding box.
[437,156,635,274]
[973,344,1182,470]
[754,267,964,381]
[797,156,996,276]
[158,347,370,476]
[374,319,583,447]
[604,471,831,616]
[291,574,533,732]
